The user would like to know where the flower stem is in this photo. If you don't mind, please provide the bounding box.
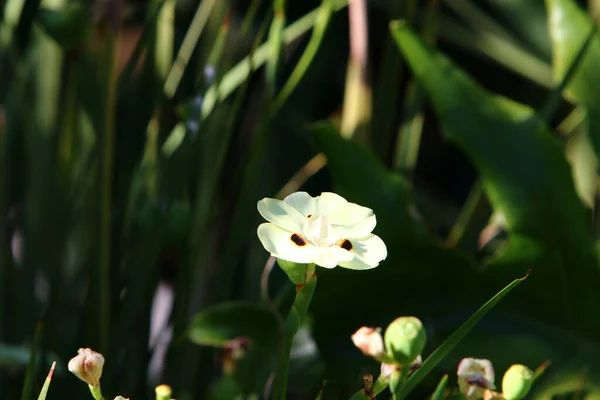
[276,264,317,399]
[88,385,105,400]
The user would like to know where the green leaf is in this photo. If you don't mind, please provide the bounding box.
[390,22,600,335]
[547,0,600,153]
[188,302,279,395]
[188,302,278,347]
[277,259,308,285]
[395,272,528,399]
[431,374,448,400]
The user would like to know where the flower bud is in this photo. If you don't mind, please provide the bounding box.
[351,327,385,361]
[384,317,426,366]
[380,362,396,382]
[68,348,105,388]
[114,397,129,400]
[502,364,533,400]
[457,358,495,400]
[155,384,172,400]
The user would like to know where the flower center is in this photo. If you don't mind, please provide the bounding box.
[302,215,339,247]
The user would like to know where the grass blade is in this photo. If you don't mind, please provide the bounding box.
[395,271,530,399]
[36,361,56,400]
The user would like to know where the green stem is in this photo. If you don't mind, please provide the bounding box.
[88,385,105,400]
[276,264,317,400]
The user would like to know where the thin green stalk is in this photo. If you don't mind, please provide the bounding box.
[273,0,333,111]
[20,321,43,400]
[200,0,349,120]
[275,264,317,400]
[395,0,439,176]
[266,0,286,98]
[163,0,216,98]
[88,385,105,400]
[446,180,484,247]
[98,12,120,353]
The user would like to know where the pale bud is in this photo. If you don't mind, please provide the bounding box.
[68,348,105,388]
[502,364,534,400]
[457,358,496,400]
[351,327,385,360]
[155,384,173,400]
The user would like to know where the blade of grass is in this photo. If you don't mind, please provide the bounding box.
[395,271,530,399]
[163,0,216,98]
[272,0,333,111]
[266,0,286,98]
[36,361,56,400]
[430,374,448,400]
[200,0,349,121]
[97,3,121,353]
[394,0,439,177]
[442,0,518,42]
[20,321,43,400]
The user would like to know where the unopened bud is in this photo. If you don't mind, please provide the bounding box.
[114,397,129,400]
[380,363,397,382]
[457,358,495,400]
[155,384,172,400]
[502,364,533,400]
[384,317,426,366]
[351,327,385,361]
[68,348,105,388]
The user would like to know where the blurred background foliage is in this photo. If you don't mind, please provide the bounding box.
[2,0,600,398]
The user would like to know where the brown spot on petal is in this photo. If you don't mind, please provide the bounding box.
[290,234,307,246]
[340,239,353,251]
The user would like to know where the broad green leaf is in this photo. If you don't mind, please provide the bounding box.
[547,0,600,134]
[188,302,279,394]
[188,302,278,347]
[396,272,528,399]
[390,22,600,335]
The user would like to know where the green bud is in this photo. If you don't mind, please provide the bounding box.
[384,317,426,366]
[502,364,533,400]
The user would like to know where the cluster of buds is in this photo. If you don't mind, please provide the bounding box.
[68,348,176,400]
[351,317,426,393]
[351,317,426,367]
[457,358,534,400]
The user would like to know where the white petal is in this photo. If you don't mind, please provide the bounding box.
[315,192,348,216]
[337,234,387,270]
[283,192,316,217]
[329,202,376,238]
[257,223,318,263]
[312,246,353,269]
[257,198,305,232]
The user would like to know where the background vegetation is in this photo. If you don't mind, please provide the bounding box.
[2,0,600,398]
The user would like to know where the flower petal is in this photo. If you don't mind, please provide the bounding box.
[257,223,318,263]
[337,234,387,270]
[312,246,354,269]
[257,198,306,232]
[329,202,376,238]
[283,192,316,217]
[315,192,348,215]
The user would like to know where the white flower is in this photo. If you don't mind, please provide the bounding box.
[457,358,496,400]
[256,192,387,269]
